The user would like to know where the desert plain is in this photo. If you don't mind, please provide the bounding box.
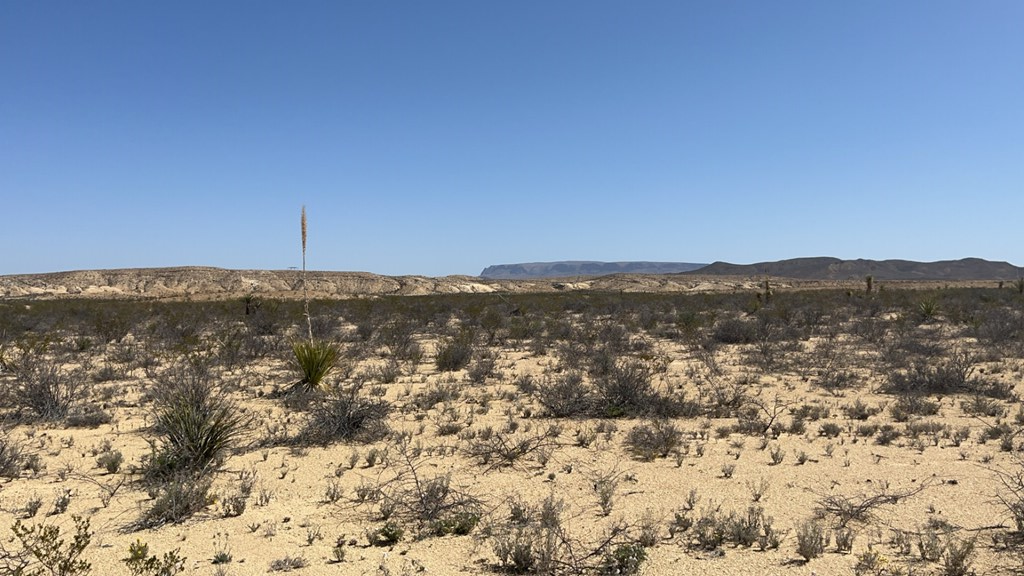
[2,274,1024,575]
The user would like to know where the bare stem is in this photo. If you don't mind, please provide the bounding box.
[301,206,313,344]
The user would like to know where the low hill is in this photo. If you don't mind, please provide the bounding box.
[0,266,774,300]
[480,261,706,279]
[684,257,1021,280]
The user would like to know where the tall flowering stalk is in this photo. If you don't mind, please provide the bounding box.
[301,206,313,344]
[293,205,338,392]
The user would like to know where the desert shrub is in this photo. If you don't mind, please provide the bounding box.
[269,555,308,571]
[463,426,561,470]
[724,506,768,548]
[492,525,557,574]
[467,352,500,384]
[624,420,682,461]
[834,527,855,553]
[0,515,92,576]
[143,363,248,480]
[993,457,1024,532]
[490,497,645,575]
[795,519,828,561]
[903,419,945,439]
[96,450,123,474]
[534,372,591,417]
[412,382,460,411]
[594,359,655,417]
[817,484,927,529]
[435,330,475,372]
[366,522,403,546]
[586,344,620,378]
[875,424,902,445]
[374,319,421,361]
[291,340,339,391]
[973,308,1022,348]
[299,383,392,444]
[691,508,726,551]
[940,536,976,576]
[371,359,402,384]
[5,357,89,421]
[137,475,214,528]
[600,543,646,575]
[64,405,113,429]
[889,395,940,422]
[819,422,843,438]
[883,350,1000,399]
[844,399,880,421]
[791,403,829,421]
[712,318,756,344]
[699,375,750,418]
[123,540,186,576]
[364,440,483,537]
[0,432,25,478]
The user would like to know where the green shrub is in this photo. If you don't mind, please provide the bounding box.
[123,539,186,576]
[144,368,247,480]
[601,543,646,575]
[367,522,403,546]
[3,515,92,576]
[291,340,339,391]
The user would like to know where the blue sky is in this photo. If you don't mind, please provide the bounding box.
[2,2,1021,276]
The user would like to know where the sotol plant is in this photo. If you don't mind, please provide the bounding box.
[293,206,339,392]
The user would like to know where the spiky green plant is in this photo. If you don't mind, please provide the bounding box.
[292,340,339,392]
[145,364,248,480]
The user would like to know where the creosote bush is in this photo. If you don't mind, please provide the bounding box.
[0,431,25,478]
[298,383,392,444]
[5,355,89,421]
[623,420,682,461]
[137,475,214,529]
[435,330,476,372]
[123,539,186,576]
[0,515,92,576]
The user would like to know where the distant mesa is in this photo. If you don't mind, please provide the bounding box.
[481,257,1021,281]
[480,261,707,279]
[678,257,1022,281]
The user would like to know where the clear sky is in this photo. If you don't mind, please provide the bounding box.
[2,2,1022,276]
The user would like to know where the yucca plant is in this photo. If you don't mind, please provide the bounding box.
[145,363,248,480]
[292,340,339,392]
[291,205,340,392]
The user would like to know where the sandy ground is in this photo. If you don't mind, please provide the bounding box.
[1,303,1022,576]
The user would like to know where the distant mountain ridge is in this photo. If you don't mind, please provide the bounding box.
[681,257,1021,281]
[480,261,707,279]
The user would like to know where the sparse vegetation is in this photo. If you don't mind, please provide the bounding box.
[0,284,1021,573]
